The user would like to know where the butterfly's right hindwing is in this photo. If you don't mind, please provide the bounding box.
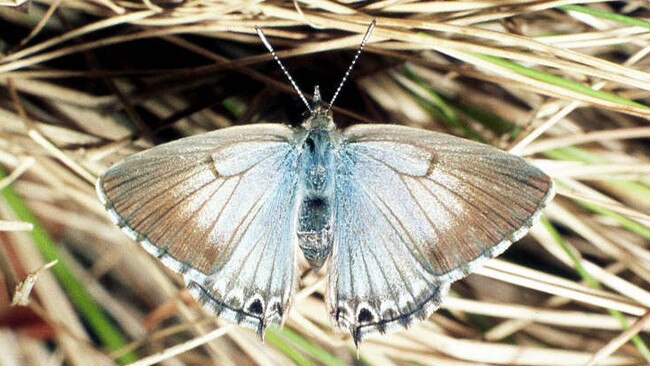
[329,124,554,342]
[97,124,299,334]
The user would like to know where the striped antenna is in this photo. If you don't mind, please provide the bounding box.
[255,26,312,113]
[327,20,376,113]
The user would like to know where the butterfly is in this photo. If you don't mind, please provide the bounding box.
[96,21,555,344]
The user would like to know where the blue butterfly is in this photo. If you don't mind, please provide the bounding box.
[96,21,554,344]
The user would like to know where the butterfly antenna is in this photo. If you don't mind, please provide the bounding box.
[326,19,376,113]
[255,26,312,113]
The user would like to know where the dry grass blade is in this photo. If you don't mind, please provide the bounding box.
[555,184,650,226]
[0,219,32,231]
[1,1,650,365]
[11,259,57,306]
[0,156,34,190]
[583,311,650,366]
[125,325,233,366]
[0,0,29,6]
[521,127,650,155]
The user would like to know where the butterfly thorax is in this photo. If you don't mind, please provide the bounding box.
[296,125,336,269]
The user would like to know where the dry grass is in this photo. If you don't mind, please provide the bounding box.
[1,1,650,365]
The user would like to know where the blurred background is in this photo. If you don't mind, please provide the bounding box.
[1,1,650,365]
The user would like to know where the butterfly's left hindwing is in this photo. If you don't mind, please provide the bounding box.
[97,124,299,334]
[329,124,554,342]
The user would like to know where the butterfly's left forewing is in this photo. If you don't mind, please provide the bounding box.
[97,124,299,333]
[329,124,554,342]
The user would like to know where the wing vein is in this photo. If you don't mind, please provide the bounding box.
[109,163,209,209]
[415,176,479,270]
[222,151,295,256]
[351,171,434,274]
[158,177,231,264]
[128,173,218,232]
[363,227,415,310]
[104,156,209,197]
[437,169,523,228]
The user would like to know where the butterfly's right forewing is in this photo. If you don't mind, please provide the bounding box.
[97,124,299,333]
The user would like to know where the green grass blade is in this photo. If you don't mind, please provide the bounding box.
[273,327,349,366]
[402,67,525,141]
[0,167,137,364]
[265,328,316,366]
[574,200,650,241]
[474,53,650,110]
[542,218,650,362]
[402,67,461,124]
[545,147,650,208]
[444,98,520,138]
[559,5,650,29]
[401,67,485,142]
[222,97,246,118]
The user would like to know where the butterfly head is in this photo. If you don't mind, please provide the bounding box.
[303,85,335,130]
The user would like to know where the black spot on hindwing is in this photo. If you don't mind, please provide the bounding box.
[358,308,373,323]
[248,298,264,315]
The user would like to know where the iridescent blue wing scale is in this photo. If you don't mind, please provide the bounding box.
[330,169,448,343]
[97,124,299,334]
[329,124,554,342]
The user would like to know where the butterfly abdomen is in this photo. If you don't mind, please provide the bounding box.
[298,195,333,268]
[297,129,335,268]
